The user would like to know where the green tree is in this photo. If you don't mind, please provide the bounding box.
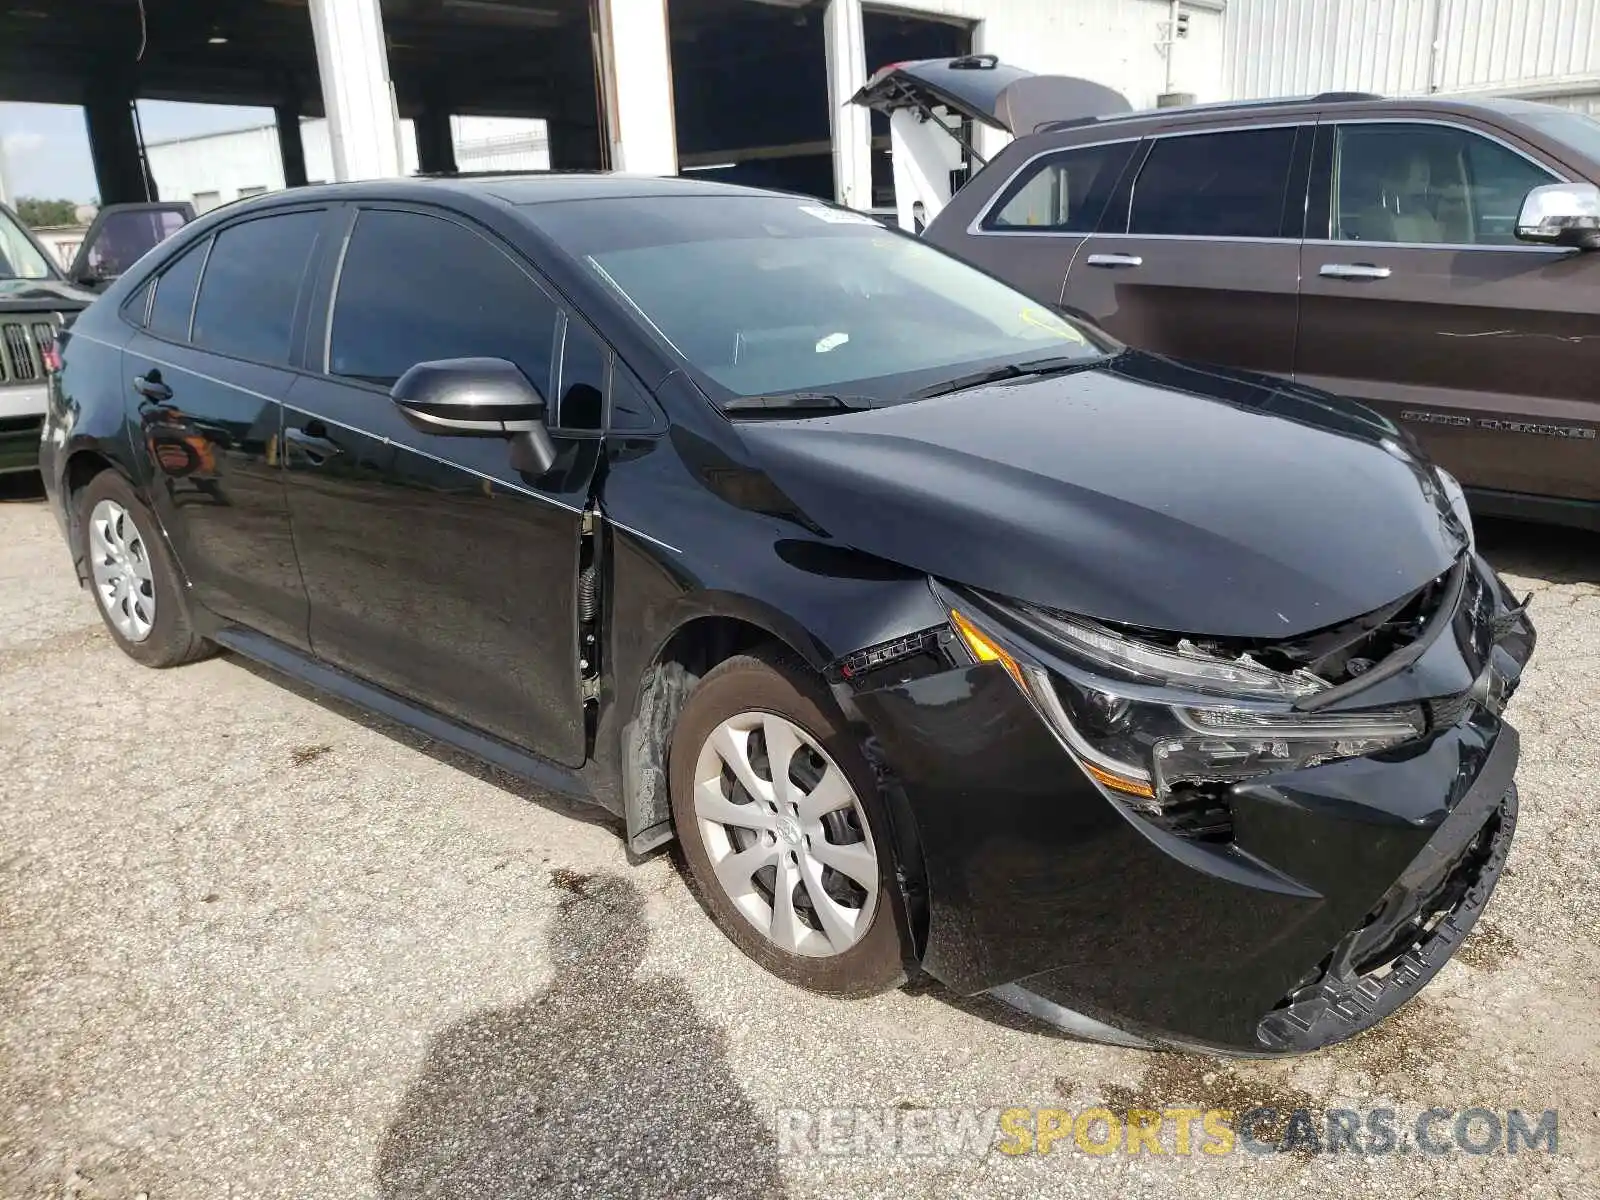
[14,197,79,228]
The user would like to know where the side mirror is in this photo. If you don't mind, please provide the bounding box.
[1515,182,1600,250]
[391,356,557,475]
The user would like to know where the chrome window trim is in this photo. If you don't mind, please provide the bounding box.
[186,233,216,344]
[1320,116,1570,250]
[1075,232,1304,246]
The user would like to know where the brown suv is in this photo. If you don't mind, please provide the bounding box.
[870,69,1600,529]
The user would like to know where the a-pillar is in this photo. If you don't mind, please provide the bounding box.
[594,0,676,174]
[307,0,403,180]
[824,0,872,210]
[275,101,309,188]
[83,85,156,204]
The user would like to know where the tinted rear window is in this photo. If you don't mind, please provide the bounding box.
[146,238,208,342]
[1127,127,1298,238]
[192,211,322,365]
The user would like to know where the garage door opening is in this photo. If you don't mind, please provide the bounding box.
[669,0,834,198]
[863,9,973,212]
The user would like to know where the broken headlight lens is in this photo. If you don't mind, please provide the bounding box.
[950,604,1425,815]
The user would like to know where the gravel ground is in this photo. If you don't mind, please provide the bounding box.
[2,478,1597,1199]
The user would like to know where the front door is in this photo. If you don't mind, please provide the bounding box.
[281,205,599,766]
[1295,118,1600,501]
[1062,123,1310,378]
[125,208,326,648]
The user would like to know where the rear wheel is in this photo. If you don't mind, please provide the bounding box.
[669,650,904,996]
[78,471,213,668]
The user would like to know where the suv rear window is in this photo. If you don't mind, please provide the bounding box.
[1127,127,1299,239]
[985,141,1138,232]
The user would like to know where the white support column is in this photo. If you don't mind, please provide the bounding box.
[595,0,677,175]
[824,0,872,210]
[307,0,403,181]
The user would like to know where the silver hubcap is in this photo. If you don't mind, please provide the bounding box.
[693,711,880,958]
[88,499,156,643]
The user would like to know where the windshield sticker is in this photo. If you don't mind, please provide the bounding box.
[798,205,879,226]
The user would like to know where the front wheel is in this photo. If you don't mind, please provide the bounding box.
[668,650,905,997]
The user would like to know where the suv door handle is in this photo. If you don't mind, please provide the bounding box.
[132,372,173,402]
[284,422,343,466]
[1320,262,1392,280]
[1085,253,1144,269]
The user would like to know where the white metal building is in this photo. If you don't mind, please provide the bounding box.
[1225,0,1600,114]
[135,0,1599,216]
[147,116,550,214]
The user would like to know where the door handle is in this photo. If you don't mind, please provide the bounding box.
[1085,253,1144,269]
[132,372,173,402]
[1319,262,1392,281]
[284,423,344,466]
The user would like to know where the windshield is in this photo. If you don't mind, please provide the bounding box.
[526,194,1101,401]
[0,207,56,280]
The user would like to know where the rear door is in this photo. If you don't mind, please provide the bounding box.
[281,204,601,766]
[1062,123,1312,378]
[1296,117,1600,501]
[928,136,1141,307]
[123,207,326,648]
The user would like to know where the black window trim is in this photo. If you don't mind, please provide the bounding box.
[971,135,1144,236]
[317,200,648,437]
[1305,116,1572,253]
[131,204,330,365]
[1116,119,1314,243]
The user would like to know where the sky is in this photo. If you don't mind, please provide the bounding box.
[0,100,273,203]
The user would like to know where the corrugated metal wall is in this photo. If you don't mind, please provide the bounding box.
[1224,0,1600,106]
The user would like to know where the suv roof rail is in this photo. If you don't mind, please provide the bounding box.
[1035,90,1392,134]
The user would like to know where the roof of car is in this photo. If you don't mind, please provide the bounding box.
[262,172,779,208]
[1037,90,1581,135]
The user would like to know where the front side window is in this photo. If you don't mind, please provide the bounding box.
[146,238,209,342]
[192,211,322,364]
[985,141,1138,232]
[329,209,560,391]
[1127,127,1299,239]
[1331,123,1557,246]
[0,206,55,280]
[525,195,1100,402]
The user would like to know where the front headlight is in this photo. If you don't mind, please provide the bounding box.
[948,602,1424,828]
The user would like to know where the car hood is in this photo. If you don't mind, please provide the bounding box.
[733,353,1468,639]
[0,277,95,314]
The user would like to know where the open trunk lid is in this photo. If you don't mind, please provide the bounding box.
[850,54,1131,136]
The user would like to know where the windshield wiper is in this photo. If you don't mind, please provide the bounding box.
[911,355,1093,399]
[722,392,875,416]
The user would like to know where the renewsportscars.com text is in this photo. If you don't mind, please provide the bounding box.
[776,1105,1559,1158]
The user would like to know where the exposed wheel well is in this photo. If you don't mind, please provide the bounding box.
[621,616,812,857]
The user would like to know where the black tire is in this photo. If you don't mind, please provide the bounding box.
[77,470,214,668]
[668,648,905,997]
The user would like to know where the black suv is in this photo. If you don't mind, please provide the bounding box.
[41,176,1534,1055]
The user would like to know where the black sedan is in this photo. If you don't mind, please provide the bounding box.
[39,175,1534,1055]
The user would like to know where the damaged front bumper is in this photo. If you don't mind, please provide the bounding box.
[847,553,1535,1055]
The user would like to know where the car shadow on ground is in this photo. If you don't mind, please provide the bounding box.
[1476,516,1600,585]
[374,870,788,1199]
[222,654,622,833]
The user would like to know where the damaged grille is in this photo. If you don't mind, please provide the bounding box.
[0,318,60,385]
[1257,565,1457,687]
